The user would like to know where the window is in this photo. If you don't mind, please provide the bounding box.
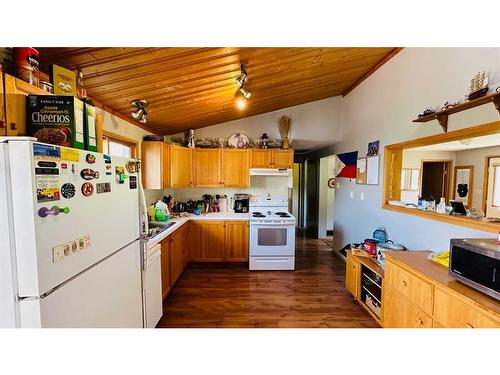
[102,133,137,158]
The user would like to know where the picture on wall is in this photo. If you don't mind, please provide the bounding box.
[334,151,358,179]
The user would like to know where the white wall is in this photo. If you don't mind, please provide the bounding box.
[171,96,342,151]
[333,48,500,251]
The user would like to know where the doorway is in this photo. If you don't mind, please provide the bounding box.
[318,155,336,242]
[420,160,452,203]
[485,156,500,219]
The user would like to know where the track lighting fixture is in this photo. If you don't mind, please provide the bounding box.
[235,64,251,108]
[130,99,149,124]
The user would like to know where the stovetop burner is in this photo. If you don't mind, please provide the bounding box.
[275,212,291,217]
[252,212,266,218]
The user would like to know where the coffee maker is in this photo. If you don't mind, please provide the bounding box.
[233,194,249,213]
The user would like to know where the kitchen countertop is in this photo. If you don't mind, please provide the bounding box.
[145,212,249,247]
[385,251,500,317]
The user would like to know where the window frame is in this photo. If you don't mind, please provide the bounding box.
[102,131,138,158]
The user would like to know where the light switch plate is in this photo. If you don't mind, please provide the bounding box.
[360,192,365,200]
[350,191,354,199]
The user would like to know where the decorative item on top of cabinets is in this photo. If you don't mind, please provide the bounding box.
[227,132,249,149]
[279,116,291,149]
[14,47,40,87]
[50,64,77,97]
[468,70,489,100]
[187,129,195,148]
[417,108,435,118]
[260,133,269,149]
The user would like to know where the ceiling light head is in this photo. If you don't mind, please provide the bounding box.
[130,99,149,123]
[239,86,252,99]
[235,97,247,110]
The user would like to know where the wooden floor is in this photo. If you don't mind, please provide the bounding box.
[157,235,379,328]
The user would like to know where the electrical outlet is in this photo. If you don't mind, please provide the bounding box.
[350,191,354,199]
[360,192,365,200]
[52,245,64,263]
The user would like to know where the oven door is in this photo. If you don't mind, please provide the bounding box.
[249,222,295,256]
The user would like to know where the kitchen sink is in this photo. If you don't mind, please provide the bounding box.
[145,221,176,239]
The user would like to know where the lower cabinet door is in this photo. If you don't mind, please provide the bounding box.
[170,231,184,286]
[201,221,226,261]
[382,288,433,328]
[433,287,500,328]
[160,238,171,299]
[345,254,360,299]
[225,221,249,261]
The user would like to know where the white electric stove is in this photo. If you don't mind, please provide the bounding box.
[249,196,296,270]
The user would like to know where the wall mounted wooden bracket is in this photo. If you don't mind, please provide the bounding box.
[413,91,500,133]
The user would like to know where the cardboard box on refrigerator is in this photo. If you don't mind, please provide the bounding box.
[84,102,97,152]
[26,95,85,149]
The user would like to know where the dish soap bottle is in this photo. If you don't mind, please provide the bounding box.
[436,197,446,214]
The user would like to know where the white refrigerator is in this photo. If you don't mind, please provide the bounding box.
[0,137,146,328]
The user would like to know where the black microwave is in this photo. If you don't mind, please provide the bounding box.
[449,238,500,301]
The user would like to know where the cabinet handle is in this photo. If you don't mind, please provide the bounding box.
[402,280,407,287]
[0,120,5,128]
[10,122,17,131]
[416,316,423,326]
[465,322,474,328]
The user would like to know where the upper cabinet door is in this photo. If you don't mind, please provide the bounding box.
[4,74,49,136]
[193,149,222,188]
[251,149,272,168]
[272,150,294,169]
[141,141,164,189]
[162,144,171,189]
[222,149,249,188]
[170,146,193,188]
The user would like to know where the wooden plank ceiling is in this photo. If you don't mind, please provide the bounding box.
[38,48,400,135]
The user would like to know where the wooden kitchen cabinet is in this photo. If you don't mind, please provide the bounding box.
[345,252,361,299]
[382,288,433,328]
[433,286,500,328]
[160,237,171,300]
[381,252,500,328]
[141,141,170,189]
[181,223,190,268]
[4,73,48,136]
[222,149,250,187]
[169,229,184,286]
[272,150,294,168]
[251,149,272,168]
[225,221,249,261]
[170,145,193,188]
[250,149,294,168]
[189,220,249,262]
[384,260,434,315]
[193,149,222,187]
[201,221,226,261]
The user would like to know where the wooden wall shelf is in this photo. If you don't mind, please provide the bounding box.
[413,91,500,132]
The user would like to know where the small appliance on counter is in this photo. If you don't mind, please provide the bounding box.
[449,238,500,301]
[233,193,249,213]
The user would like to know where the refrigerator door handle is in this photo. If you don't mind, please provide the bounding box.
[137,166,149,236]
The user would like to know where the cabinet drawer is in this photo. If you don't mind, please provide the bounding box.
[385,260,434,315]
[434,287,500,328]
[382,288,433,328]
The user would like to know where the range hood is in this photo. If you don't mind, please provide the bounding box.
[250,168,293,177]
